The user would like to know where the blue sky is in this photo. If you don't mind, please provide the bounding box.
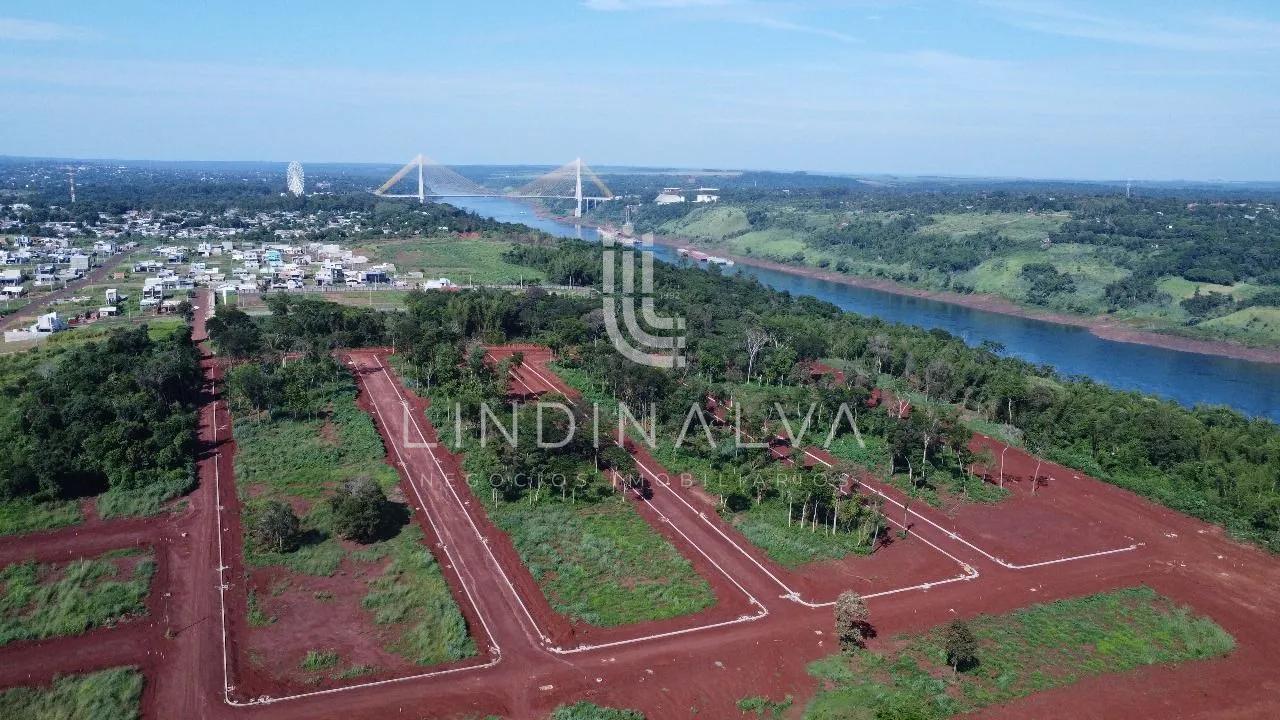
[2,1,1278,180]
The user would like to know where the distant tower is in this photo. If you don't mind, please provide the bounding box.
[68,169,76,203]
[1126,179,1132,199]
[286,161,305,197]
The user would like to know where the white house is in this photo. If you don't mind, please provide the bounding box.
[34,312,67,333]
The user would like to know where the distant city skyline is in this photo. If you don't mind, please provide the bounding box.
[2,1,1278,181]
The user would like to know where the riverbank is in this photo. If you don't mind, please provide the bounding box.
[638,234,1280,365]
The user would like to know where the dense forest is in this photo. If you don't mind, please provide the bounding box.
[0,325,204,517]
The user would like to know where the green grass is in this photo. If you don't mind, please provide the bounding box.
[463,445,714,627]
[964,418,1024,448]
[804,587,1234,719]
[0,667,143,720]
[235,374,399,576]
[362,523,476,664]
[738,695,794,718]
[1196,305,1280,345]
[362,237,547,285]
[823,433,889,471]
[1156,276,1263,301]
[916,212,1068,242]
[956,244,1129,312]
[247,589,276,627]
[0,551,154,646]
[333,664,376,680]
[234,386,399,504]
[0,496,82,536]
[549,702,646,720]
[650,440,880,568]
[659,205,752,241]
[96,474,196,519]
[233,366,476,667]
[725,229,817,263]
[556,366,881,569]
[884,468,1009,509]
[300,649,340,671]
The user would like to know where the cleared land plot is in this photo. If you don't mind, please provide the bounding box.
[1156,276,1264,301]
[552,364,883,569]
[231,363,474,689]
[461,443,715,628]
[0,667,143,720]
[804,587,1233,719]
[650,439,881,568]
[956,244,1129,310]
[548,363,968,602]
[1196,305,1280,345]
[916,211,1069,243]
[361,237,547,285]
[0,549,154,646]
[658,205,751,241]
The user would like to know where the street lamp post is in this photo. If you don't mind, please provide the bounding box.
[999,446,1010,488]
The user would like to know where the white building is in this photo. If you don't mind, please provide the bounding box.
[423,277,457,291]
[655,188,686,205]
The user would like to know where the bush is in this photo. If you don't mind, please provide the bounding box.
[1183,267,1236,285]
[329,476,390,544]
[251,500,301,553]
[834,590,870,651]
[942,619,978,672]
[549,702,645,720]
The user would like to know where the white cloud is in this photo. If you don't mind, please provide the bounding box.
[981,1,1280,52]
[0,17,86,41]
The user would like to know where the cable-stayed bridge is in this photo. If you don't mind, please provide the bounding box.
[373,154,615,217]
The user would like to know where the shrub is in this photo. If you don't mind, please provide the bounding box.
[329,476,389,544]
[252,500,301,553]
[834,590,870,651]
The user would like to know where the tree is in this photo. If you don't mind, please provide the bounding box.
[253,500,301,553]
[942,619,978,673]
[834,590,870,651]
[329,476,388,543]
[225,362,282,416]
[205,307,261,358]
[744,327,772,383]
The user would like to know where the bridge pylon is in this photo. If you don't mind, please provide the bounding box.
[574,157,583,218]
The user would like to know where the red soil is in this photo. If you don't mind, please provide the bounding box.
[5,323,1280,719]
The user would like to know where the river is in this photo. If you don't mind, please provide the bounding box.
[446,196,1280,422]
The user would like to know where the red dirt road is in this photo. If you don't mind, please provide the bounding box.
[5,323,1280,719]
